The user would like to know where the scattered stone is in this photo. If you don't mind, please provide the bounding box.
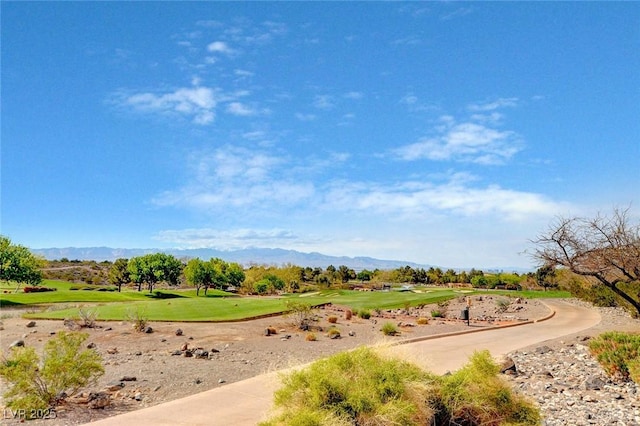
[144,326,153,334]
[26,321,36,328]
[104,381,125,392]
[88,392,111,409]
[175,328,183,336]
[180,342,189,351]
[134,351,142,356]
[218,379,225,384]
[535,345,553,355]
[500,357,517,375]
[210,348,220,353]
[348,331,356,337]
[583,376,606,390]
[134,392,143,401]
[120,376,137,382]
[87,342,97,349]
[107,347,118,354]
[183,350,193,358]
[194,349,209,359]
[170,350,182,356]
[9,340,25,348]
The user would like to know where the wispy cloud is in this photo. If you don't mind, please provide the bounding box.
[114,85,219,124]
[313,94,335,110]
[324,173,567,222]
[393,99,523,164]
[207,40,234,54]
[152,146,315,212]
[154,227,300,249]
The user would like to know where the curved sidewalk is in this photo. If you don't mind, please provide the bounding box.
[84,299,601,426]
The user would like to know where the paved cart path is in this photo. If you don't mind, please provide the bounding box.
[84,300,600,426]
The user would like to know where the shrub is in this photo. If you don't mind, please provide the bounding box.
[305,332,317,342]
[430,310,444,318]
[416,317,429,325]
[496,298,510,313]
[0,332,104,416]
[76,307,97,328]
[23,286,56,293]
[126,308,148,332]
[285,301,313,330]
[260,347,434,426]
[327,316,338,324]
[359,309,371,319]
[326,327,341,339]
[381,322,398,336]
[589,331,640,381]
[434,350,541,425]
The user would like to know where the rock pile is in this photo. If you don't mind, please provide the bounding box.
[503,307,640,426]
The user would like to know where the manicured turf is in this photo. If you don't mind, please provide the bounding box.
[1,280,570,322]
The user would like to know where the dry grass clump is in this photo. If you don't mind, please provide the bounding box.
[259,348,540,426]
[327,315,338,324]
[416,317,429,325]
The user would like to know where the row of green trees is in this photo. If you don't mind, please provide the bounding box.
[107,254,245,295]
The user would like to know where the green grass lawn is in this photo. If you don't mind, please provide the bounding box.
[1,280,570,322]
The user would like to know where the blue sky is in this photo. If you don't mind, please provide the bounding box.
[2,2,639,269]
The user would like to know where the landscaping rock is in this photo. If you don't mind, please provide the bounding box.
[9,339,25,348]
[26,321,36,328]
[88,392,111,409]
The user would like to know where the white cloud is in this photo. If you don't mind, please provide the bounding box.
[323,173,567,222]
[120,86,218,124]
[343,91,363,100]
[313,95,335,110]
[155,228,299,250]
[468,97,518,112]
[295,112,316,121]
[226,102,255,116]
[393,110,523,164]
[207,40,234,54]
[152,146,315,212]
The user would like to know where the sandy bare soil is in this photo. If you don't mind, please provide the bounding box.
[0,295,558,425]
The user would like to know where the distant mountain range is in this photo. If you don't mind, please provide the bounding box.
[32,247,431,271]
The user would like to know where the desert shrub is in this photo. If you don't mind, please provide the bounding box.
[416,317,429,325]
[0,332,104,416]
[326,327,341,339]
[381,322,398,336]
[126,307,148,332]
[260,347,434,426]
[430,310,445,318]
[358,309,371,319]
[76,307,97,328]
[305,332,317,342]
[344,309,352,320]
[285,301,314,330]
[327,315,338,324]
[496,298,511,313]
[434,350,541,425]
[589,331,640,382]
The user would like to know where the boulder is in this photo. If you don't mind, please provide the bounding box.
[26,321,36,328]
[175,328,183,336]
[500,356,517,375]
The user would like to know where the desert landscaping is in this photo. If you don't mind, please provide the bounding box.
[2,296,639,425]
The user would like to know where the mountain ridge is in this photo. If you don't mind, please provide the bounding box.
[32,246,431,271]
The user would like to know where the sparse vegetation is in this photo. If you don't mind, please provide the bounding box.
[327,315,338,324]
[496,298,511,313]
[305,332,317,341]
[326,327,341,339]
[0,332,104,416]
[259,347,540,426]
[589,331,640,382]
[358,309,371,319]
[126,307,149,332]
[416,317,429,325]
[381,322,398,336]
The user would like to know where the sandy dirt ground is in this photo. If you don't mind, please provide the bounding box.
[0,295,563,425]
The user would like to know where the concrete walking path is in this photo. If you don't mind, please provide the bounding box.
[84,299,601,425]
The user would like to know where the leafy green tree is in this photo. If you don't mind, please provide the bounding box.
[108,258,130,292]
[337,265,355,283]
[225,262,246,288]
[184,258,211,296]
[127,253,183,293]
[357,269,373,281]
[0,236,44,289]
